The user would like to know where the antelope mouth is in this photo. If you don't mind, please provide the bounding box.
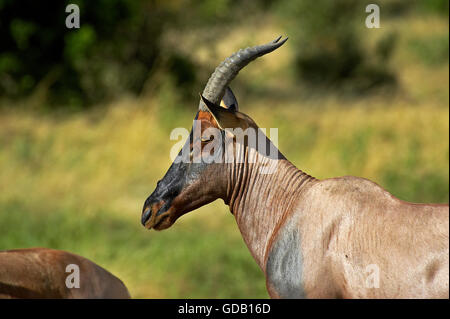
[153,214,170,230]
[143,209,171,230]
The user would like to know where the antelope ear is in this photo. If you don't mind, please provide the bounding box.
[220,87,238,111]
[200,95,256,132]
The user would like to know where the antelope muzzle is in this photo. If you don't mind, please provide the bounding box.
[142,191,178,230]
[141,160,188,230]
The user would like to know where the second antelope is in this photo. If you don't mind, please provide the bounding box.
[0,248,130,298]
[141,37,449,299]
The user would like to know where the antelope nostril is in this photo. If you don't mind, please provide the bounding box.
[141,207,152,226]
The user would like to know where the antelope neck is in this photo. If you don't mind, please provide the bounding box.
[223,144,316,270]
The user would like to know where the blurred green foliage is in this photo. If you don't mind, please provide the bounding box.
[417,0,449,15]
[409,34,449,66]
[0,0,271,109]
[0,0,170,108]
[274,0,397,93]
[0,0,447,107]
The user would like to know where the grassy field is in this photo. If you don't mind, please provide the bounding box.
[0,13,448,298]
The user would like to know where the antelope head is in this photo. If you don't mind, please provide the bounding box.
[141,36,288,230]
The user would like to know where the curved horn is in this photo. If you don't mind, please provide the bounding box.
[199,36,288,111]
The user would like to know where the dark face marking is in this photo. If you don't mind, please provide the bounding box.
[141,111,225,230]
[266,217,305,298]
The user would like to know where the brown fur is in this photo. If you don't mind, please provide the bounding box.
[0,248,130,299]
[291,176,449,298]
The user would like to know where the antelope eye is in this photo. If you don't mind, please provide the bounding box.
[201,136,213,143]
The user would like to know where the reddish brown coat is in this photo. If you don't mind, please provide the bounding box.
[0,248,130,299]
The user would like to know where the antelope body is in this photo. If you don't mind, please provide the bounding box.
[141,37,449,298]
[0,248,130,298]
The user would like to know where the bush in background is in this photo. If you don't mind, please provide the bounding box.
[0,0,273,109]
[0,0,177,108]
[0,0,447,108]
[274,0,398,93]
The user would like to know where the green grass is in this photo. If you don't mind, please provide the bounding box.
[409,33,449,66]
[0,97,447,299]
[0,199,267,298]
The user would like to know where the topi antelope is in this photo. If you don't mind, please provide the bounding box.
[141,36,449,298]
[0,248,130,298]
